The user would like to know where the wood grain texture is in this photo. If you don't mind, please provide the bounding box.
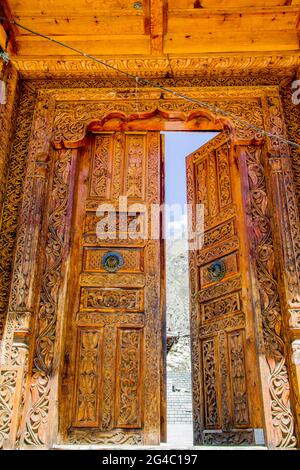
[186,132,263,445]
[59,132,163,445]
[4,0,300,61]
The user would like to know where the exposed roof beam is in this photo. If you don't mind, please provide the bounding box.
[0,0,18,53]
[169,6,300,15]
[146,0,168,55]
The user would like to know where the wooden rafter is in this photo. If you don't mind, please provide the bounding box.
[0,0,18,54]
[145,0,168,55]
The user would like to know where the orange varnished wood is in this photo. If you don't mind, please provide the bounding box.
[59,132,163,445]
[186,132,263,445]
[5,0,300,60]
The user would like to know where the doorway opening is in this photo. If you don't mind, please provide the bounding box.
[162,131,218,446]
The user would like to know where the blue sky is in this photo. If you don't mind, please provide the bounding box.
[162,132,217,207]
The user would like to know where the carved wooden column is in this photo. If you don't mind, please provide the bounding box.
[266,155,300,443]
[262,93,300,446]
[19,147,78,448]
[0,61,18,218]
[0,95,56,449]
[235,141,296,449]
[0,61,18,341]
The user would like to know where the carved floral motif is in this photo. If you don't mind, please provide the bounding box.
[0,369,18,448]
[80,287,143,312]
[228,332,249,426]
[203,292,241,322]
[13,54,300,80]
[125,135,145,199]
[217,146,232,208]
[202,339,219,428]
[90,135,113,198]
[116,329,142,427]
[73,330,102,426]
[246,145,297,448]
[23,149,74,446]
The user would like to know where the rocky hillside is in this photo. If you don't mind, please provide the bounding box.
[166,239,191,371]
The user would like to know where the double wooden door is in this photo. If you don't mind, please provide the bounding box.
[59,130,262,446]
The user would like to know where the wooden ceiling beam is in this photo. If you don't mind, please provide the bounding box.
[16,34,150,56]
[164,29,299,54]
[8,0,138,15]
[169,5,300,15]
[0,24,7,51]
[297,9,300,29]
[168,12,299,33]
[168,0,295,7]
[0,0,18,53]
[145,0,168,55]
[13,15,145,36]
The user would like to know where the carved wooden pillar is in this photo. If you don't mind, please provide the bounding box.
[266,155,300,444]
[0,96,56,449]
[0,61,18,341]
[0,61,18,217]
[262,93,300,445]
[279,75,300,225]
[18,147,78,448]
[237,142,297,449]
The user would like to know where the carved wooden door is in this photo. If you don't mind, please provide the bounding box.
[59,131,164,446]
[186,132,263,446]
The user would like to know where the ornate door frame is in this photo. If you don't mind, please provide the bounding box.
[0,83,300,449]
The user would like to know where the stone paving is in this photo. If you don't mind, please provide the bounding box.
[167,370,193,424]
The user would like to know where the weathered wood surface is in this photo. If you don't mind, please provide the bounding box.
[186,132,264,445]
[59,132,163,445]
[1,0,300,76]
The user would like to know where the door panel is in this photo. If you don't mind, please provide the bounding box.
[60,131,163,445]
[186,132,262,445]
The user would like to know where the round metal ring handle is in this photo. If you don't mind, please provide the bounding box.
[207,259,226,282]
[101,251,124,273]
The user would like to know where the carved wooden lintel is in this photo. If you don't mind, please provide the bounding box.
[52,108,231,149]
[10,52,300,79]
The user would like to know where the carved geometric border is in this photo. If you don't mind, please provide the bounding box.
[11,52,300,79]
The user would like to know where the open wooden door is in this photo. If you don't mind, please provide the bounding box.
[186,132,263,445]
[59,131,164,446]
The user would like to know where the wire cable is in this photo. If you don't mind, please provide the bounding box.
[1,16,300,150]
